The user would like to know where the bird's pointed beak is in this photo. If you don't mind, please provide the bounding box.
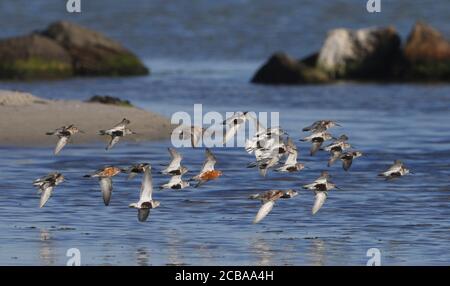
[79,130,86,134]
[336,123,342,127]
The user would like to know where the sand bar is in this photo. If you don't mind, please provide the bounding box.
[0,90,172,146]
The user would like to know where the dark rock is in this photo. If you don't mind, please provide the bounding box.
[316,27,401,79]
[0,21,149,80]
[87,95,133,107]
[403,22,450,81]
[0,34,73,79]
[301,52,319,67]
[251,27,402,85]
[41,21,149,76]
[251,52,330,84]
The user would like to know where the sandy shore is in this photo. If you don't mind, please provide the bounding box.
[0,90,172,146]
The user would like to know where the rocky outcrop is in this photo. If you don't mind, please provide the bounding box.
[0,34,73,79]
[87,95,133,107]
[252,22,450,84]
[251,52,330,84]
[403,22,450,80]
[316,27,401,79]
[41,21,149,76]
[0,21,149,80]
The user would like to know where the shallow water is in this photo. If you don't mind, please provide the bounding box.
[1,1,450,265]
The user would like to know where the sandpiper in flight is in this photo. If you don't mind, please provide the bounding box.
[222,111,263,145]
[122,163,149,180]
[301,130,334,156]
[275,138,305,173]
[160,148,188,175]
[246,126,288,176]
[302,120,340,133]
[98,118,136,150]
[303,171,340,215]
[33,172,65,208]
[175,125,209,148]
[248,143,287,177]
[84,166,122,206]
[324,134,351,166]
[192,148,222,187]
[378,160,411,180]
[340,151,363,171]
[160,169,190,190]
[128,164,160,222]
[46,125,83,155]
[245,127,287,153]
[249,189,298,224]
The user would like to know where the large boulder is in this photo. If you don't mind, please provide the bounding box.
[251,27,402,85]
[316,27,401,79]
[41,21,149,76]
[403,22,450,80]
[0,21,149,80]
[251,52,330,84]
[0,34,73,79]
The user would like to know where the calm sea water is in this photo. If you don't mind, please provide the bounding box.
[0,0,450,265]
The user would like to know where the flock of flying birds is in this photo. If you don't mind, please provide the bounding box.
[33,113,411,223]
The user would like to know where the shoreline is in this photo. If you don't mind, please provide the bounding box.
[0,90,173,147]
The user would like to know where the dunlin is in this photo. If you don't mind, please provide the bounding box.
[301,131,334,156]
[222,111,251,145]
[324,134,351,166]
[248,140,287,177]
[98,118,135,150]
[46,125,83,155]
[129,164,160,222]
[160,148,188,175]
[245,126,285,154]
[160,172,190,190]
[122,163,149,180]
[378,160,410,180]
[303,171,339,214]
[175,125,209,148]
[246,126,288,176]
[33,172,64,208]
[302,120,340,133]
[254,127,286,140]
[340,151,363,171]
[249,189,298,223]
[275,138,305,173]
